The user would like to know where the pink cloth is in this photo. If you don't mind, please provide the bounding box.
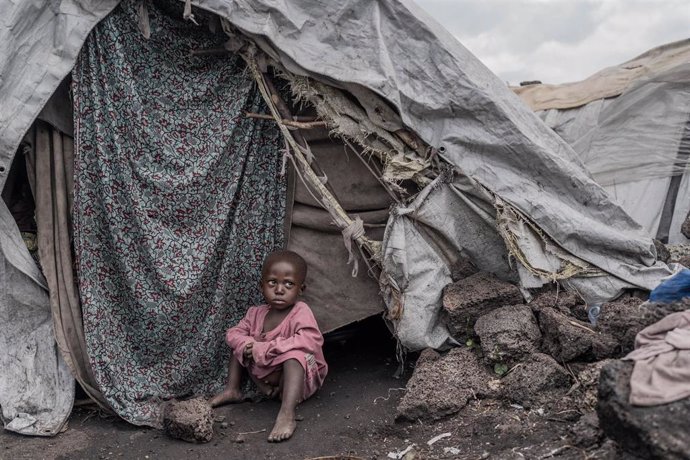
[225,301,328,400]
[625,309,690,406]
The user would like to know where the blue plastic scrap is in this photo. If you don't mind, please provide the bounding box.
[649,268,690,303]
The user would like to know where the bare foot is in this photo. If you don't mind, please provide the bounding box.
[267,409,297,442]
[209,388,243,407]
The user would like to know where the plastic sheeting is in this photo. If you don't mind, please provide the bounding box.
[0,199,74,436]
[535,64,690,243]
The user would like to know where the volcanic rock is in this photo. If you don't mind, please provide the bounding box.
[474,305,541,365]
[597,297,689,354]
[567,359,615,412]
[449,256,479,281]
[443,272,523,337]
[501,353,570,407]
[569,412,604,448]
[397,347,496,421]
[653,239,671,263]
[598,360,690,460]
[162,397,214,443]
[529,286,585,318]
[682,214,690,240]
[500,353,570,407]
[539,308,619,362]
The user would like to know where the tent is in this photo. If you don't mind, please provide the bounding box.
[514,39,690,243]
[0,0,675,436]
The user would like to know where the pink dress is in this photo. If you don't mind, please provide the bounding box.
[225,301,328,400]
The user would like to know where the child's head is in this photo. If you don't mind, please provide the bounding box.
[260,250,307,310]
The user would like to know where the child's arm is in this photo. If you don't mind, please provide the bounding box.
[251,311,323,368]
[226,312,256,366]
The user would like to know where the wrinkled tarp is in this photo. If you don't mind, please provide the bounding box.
[71,0,286,426]
[534,64,690,243]
[514,39,690,111]
[0,0,676,363]
[382,172,516,348]
[0,196,74,436]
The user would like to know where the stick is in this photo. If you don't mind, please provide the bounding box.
[244,112,328,129]
[567,320,596,334]
[539,445,574,459]
[190,47,230,56]
[238,428,267,435]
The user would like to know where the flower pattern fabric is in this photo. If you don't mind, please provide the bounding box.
[72,0,285,426]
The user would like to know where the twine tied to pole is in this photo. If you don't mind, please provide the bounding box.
[342,217,365,277]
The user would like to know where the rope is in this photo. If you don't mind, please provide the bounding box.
[341,217,365,277]
[183,0,199,25]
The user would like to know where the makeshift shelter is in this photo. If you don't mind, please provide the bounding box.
[0,0,676,437]
[514,39,690,243]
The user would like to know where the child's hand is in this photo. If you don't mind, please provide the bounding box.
[243,342,254,360]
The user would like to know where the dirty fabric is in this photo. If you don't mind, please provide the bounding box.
[513,39,690,111]
[24,121,111,410]
[382,173,516,349]
[625,309,690,406]
[649,268,690,303]
[72,0,285,426]
[534,65,690,242]
[287,125,391,332]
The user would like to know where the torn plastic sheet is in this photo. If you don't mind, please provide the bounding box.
[381,173,515,350]
[0,201,74,436]
[382,172,673,351]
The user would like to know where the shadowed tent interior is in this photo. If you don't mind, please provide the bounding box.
[0,0,679,437]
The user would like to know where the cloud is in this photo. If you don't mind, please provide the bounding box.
[414,0,690,84]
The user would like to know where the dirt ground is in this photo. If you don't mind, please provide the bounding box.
[1,317,622,460]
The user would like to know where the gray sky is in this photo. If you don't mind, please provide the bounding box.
[413,0,690,85]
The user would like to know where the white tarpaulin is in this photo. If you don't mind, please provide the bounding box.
[0,200,74,436]
[532,63,690,244]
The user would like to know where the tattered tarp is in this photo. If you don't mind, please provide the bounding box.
[0,0,678,422]
[71,1,285,426]
[0,197,74,436]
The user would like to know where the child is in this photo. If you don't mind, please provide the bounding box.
[210,250,328,442]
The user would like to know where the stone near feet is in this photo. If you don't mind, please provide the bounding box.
[162,397,214,443]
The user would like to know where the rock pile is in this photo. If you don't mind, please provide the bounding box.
[397,270,690,457]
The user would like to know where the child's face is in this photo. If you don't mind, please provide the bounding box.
[261,260,305,310]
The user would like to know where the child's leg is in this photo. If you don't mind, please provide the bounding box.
[268,359,303,442]
[210,354,245,407]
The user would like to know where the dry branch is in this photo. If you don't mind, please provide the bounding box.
[244,112,328,129]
